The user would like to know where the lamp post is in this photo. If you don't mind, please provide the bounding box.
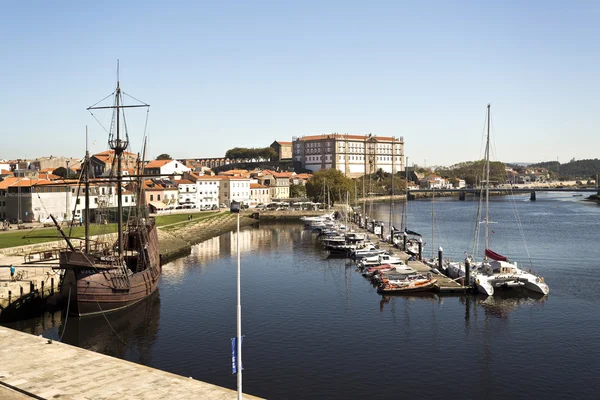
[230,200,242,399]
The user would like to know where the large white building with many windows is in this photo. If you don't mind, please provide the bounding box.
[292,133,404,177]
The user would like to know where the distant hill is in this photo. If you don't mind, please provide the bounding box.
[529,159,600,180]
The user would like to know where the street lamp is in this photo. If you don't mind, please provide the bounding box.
[230,200,242,399]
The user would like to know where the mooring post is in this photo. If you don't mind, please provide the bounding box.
[438,247,443,271]
[417,238,423,261]
[51,277,55,295]
[41,280,44,299]
[403,232,408,251]
[29,281,34,295]
[20,286,23,297]
[530,191,536,201]
[465,258,471,290]
[8,290,11,305]
[390,226,395,244]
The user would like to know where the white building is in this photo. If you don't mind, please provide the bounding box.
[0,177,136,223]
[292,133,404,177]
[177,179,198,206]
[144,159,191,179]
[196,176,220,209]
[250,183,271,207]
[218,177,251,206]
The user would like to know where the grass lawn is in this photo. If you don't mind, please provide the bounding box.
[0,211,229,249]
[154,211,225,226]
[0,224,118,249]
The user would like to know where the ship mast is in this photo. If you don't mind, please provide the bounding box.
[84,126,90,254]
[87,63,149,261]
[484,103,491,258]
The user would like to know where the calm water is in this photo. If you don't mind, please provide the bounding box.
[3,192,600,399]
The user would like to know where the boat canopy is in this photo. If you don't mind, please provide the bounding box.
[485,248,508,262]
[404,229,422,237]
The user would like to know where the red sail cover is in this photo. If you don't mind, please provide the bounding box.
[485,248,508,261]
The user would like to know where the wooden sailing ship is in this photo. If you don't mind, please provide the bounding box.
[52,73,161,317]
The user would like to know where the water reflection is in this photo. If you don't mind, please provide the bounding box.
[57,290,161,365]
[476,291,547,320]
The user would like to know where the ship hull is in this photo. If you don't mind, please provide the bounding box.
[59,223,161,317]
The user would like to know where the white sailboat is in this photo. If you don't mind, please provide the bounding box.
[470,104,549,296]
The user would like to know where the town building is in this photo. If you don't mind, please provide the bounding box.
[270,141,293,161]
[218,176,251,206]
[91,150,138,177]
[292,133,404,177]
[176,179,198,207]
[195,176,221,209]
[144,159,191,178]
[30,156,82,172]
[0,177,135,223]
[258,170,291,199]
[250,183,271,207]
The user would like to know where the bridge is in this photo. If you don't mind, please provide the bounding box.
[407,187,600,201]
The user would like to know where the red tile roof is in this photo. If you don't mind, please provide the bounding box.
[296,134,399,142]
[250,183,268,189]
[145,159,173,169]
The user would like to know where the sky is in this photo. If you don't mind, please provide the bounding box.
[1,0,599,167]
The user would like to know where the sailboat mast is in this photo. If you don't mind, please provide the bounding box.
[485,103,491,255]
[84,126,90,253]
[388,168,394,234]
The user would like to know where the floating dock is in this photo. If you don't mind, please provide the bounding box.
[347,222,469,293]
[0,326,262,399]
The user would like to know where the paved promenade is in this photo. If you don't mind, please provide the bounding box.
[0,327,261,399]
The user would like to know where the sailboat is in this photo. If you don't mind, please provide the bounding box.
[51,72,161,316]
[450,104,549,296]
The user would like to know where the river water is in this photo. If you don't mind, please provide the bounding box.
[3,192,599,399]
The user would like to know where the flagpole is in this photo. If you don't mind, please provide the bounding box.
[233,201,243,399]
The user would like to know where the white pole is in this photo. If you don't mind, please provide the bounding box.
[236,211,242,399]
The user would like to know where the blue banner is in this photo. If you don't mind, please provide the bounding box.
[231,336,244,374]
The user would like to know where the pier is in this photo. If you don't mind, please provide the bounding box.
[0,257,61,321]
[345,219,468,293]
[0,326,261,399]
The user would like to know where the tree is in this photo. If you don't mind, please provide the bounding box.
[289,183,307,198]
[156,154,172,160]
[53,167,75,179]
[306,169,355,205]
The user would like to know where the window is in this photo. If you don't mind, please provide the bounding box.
[125,196,128,203]
[157,194,161,201]
[150,195,154,201]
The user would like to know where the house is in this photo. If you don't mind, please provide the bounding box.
[259,170,291,200]
[250,183,271,207]
[176,179,198,207]
[144,159,191,179]
[30,156,82,172]
[141,179,179,209]
[270,141,293,160]
[195,175,221,209]
[218,176,251,206]
[91,150,138,177]
[419,174,449,189]
[0,177,135,223]
[450,178,466,189]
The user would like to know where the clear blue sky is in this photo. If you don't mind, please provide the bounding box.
[1,0,598,167]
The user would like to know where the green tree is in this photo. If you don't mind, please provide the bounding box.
[53,167,75,178]
[156,153,172,160]
[306,169,355,205]
[289,183,307,198]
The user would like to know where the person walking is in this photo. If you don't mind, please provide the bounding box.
[10,265,15,281]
